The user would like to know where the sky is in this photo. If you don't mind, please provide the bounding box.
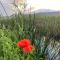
[0,0,15,16]
[26,0,60,11]
[0,0,60,16]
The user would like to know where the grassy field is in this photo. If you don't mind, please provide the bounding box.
[0,14,60,60]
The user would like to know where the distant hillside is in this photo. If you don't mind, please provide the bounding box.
[32,9,56,13]
[24,9,60,16]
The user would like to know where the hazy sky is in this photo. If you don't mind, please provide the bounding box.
[0,0,60,16]
[27,0,60,11]
[0,0,15,16]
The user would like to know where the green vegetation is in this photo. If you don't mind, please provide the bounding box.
[0,14,60,60]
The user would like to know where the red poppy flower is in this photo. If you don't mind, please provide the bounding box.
[17,39,31,48]
[23,45,33,53]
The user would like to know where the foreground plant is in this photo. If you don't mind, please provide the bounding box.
[17,38,33,53]
[17,38,34,60]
